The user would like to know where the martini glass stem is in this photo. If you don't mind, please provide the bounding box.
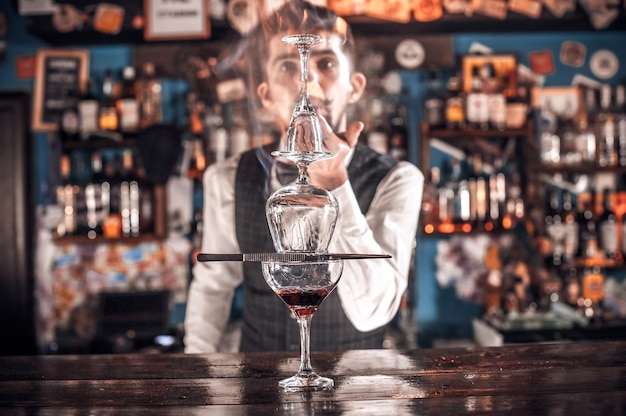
[297,43,311,110]
[296,162,308,184]
[296,314,314,378]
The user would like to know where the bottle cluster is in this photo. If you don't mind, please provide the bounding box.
[362,97,410,161]
[183,93,253,182]
[59,62,163,143]
[421,154,525,234]
[424,65,528,132]
[539,84,626,167]
[540,186,626,319]
[55,149,154,240]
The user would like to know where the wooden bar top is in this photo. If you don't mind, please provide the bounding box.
[1,341,625,414]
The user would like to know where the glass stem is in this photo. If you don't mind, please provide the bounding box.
[296,163,308,184]
[296,314,314,377]
[298,43,310,100]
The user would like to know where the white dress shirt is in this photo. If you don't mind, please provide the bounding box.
[184,149,424,353]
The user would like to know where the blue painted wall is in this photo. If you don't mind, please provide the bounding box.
[2,2,626,346]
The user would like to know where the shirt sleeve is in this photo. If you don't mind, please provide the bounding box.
[183,155,244,353]
[330,161,424,332]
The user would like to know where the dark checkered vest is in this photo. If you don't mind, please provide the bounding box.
[235,143,398,352]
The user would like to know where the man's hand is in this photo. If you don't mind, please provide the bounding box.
[308,116,363,190]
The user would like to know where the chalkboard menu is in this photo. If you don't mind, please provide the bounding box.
[32,49,89,131]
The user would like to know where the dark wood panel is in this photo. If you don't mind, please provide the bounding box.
[0,92,36,356]
[2,391,626,415]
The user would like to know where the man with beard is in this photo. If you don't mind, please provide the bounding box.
[184,0,423,353]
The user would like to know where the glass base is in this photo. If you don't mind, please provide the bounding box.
[272,150,334,165]
[279,372,334,392]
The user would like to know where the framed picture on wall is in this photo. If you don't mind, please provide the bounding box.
[461,53,517,96]
[531,86,583,118]
[144,0,210,41]
[31,48,89,132]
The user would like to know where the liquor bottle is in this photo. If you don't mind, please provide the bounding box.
[488,157,506,230]
[131,154,154,235]
[615,84,626,166]
[117,66,140,134]
[120,149,140,237]
[366,98,390,154]
[597,84,616,167]
[598,188,618,259]
[561,192,579,263]
[424,70,445,129]
[205,103,229,164]
[139,61,163,129]
[465,65,489,130]
[577,191,599,259]
[457,163,471,232]
[485,63,506,131]
[229,100,251,157]
[59,89,80,143]
[581,265,604,318]
[437,159,456,234]
[98,69,119,132]
[450,158,466,230]
[421,166,440,234]
[77,78,99,140]
[102,155,122,239]
[471,153,488,230]
[388,102,408,161]
[539,98,560,164]
[56,154,76,237]
[559,99,580,165]
[545,188,564,268]
[445,75,465,130]
[72,154,91,237]
[84,151,106,239]
[575,88,596,165]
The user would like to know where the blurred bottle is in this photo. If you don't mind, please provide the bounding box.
[56,154,76,237]
[424,70,445,129]
[437,159,456,234]
[559,98,580,165]
[581,265,604,319]
[388,102,408,161]
[484,63,506,131]
[615,84,626,166]
[598,188,618,260]
[470,153,488,230]
[465,65,489,130]
[487,157,506,231]
[445,74,465,130]
[205,103,229,164]
[575,88,596,165]
[59,89,80,143]
[421,166,440,234]
[117,66,140,133]
[562,191,579,263]
[366,98,390,154]
[597,84,616,167]
[139,62,163,128]
[102,155,122,239]
[577,191,598,259]
[98,69,119,132]
[545,188,565,268]
[539,99,559,164]
[77,78,99,140]
[229,100,251,157]
[84,151,106,239]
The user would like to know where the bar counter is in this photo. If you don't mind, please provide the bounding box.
[1,340,625,414]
